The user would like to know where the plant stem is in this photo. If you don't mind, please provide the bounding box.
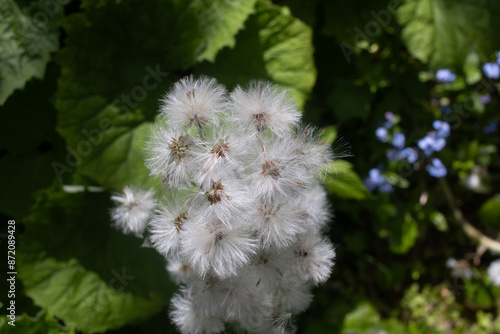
[439,178,500,253]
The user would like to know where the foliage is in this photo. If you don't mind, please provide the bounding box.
[1,0,500,333]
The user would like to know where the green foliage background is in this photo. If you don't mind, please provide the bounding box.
[1,0,500,333]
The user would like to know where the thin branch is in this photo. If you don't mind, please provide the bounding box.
[439,178,500,253]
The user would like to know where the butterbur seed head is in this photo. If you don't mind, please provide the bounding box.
[169,135,192,162]
[294,249,308,257]
[252,112,270,132]
[214,232,225,245]
[205,181,229,205]
[210,139,230,158]
[174,212,188,231]
[262,160,284,179]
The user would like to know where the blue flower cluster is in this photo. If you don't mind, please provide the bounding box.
[368,112,450,187]
[417,121,449,157]
[436,51,500,82]
[426,158,447,178]
[364,168,393,193]
[483,52,500,79]
[436,69,457,83]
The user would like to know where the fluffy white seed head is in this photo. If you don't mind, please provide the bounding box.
[113,76,337,333]
[170,289,225,334]
[181,219,258,278]
[247,137,312,202]
[166,256,193,285]
[110,186,155,237]
[145,124,196,188]
[160,76,227,130]
[291,231,336,285]
[248,200,305,249]
[228,81,301,136]
[149,201,191,257]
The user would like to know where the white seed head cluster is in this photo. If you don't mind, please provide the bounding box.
[110,76,336,334]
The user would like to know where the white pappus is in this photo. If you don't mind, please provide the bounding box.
[110,76,337,334]
[110,186,156,237]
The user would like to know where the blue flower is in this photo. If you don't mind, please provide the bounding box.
[375,127,388,143]
[392,132,405,149]
[418,134,446,156]
[379,181,393,193]
[432,120,450,138]
[484,121,498,134]
[384,112,395,128]
[426,158,447,178]
[364,168,384,191]
[364,168,393,193]
[479,94,492,105]
[400,147,418,164]
[436,69,457,83]
[483,62,500,79]
[496,51,500,64]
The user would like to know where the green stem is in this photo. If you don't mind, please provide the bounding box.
[439,178,500,253]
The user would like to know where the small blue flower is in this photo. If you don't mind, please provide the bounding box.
[392,132,405,149]
[375,127,388,143]
[483,62,500,79]
[385,112,395,121]
[496,51,500,64]
[479,94,492,105]
[436,69,457,83]
[433,120,451,138]
[484,121,498,134]
[379,181,393,193]
[426,158,447,178]
[364,168,394,193]
[400,147,418,164]
[418,134,446,156]
[364,168,383,191]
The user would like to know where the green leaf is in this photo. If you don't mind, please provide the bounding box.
[193,0,258,62]
[321,126,338,146]
[0,312,75,333]
[0,63,64,219]
[18,186,175,333]
[389,212,419,254]
[0,0,60,105]
[397,0,500,69]
[479,195,500,229]
[384,171,410,189]
[197,0,316,108]
[323,160,370,200]
[341,302,406,333]
[429,211,448,231]
[463,52,482,85]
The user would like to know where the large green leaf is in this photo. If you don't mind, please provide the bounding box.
[323,160,370,200]
[0,0,60,105]
[56,0,258,190]
[18,186,175,333]
[197,0,316,108]
[193,0,257,62]
[0,63,64,219]
[0,312,75,333]
[397,0,500,69]
[479,194,500,229]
